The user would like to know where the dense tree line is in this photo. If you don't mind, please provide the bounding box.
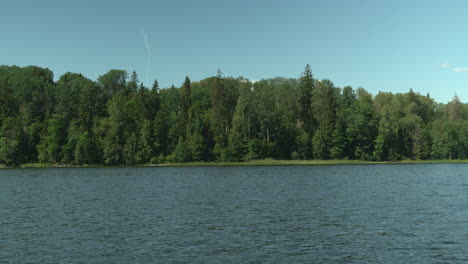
[0,64,467,166]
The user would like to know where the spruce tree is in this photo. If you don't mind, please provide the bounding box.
[179,76,191,138]
[211,69,229,159]
[298,64,314,130]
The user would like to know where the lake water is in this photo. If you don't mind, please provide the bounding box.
[2,164,468,263]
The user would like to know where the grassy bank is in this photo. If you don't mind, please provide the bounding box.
[157,159,468,167]
[2,159,468,169]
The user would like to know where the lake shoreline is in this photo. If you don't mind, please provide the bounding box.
[2,159,468,169]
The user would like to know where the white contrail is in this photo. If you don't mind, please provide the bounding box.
[140,28,151,86]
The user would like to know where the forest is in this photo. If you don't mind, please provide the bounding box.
[0,64,467,166]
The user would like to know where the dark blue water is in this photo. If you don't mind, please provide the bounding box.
[2,164,468,263]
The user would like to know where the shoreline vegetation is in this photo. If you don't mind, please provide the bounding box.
[3,159,468,169]
[1,65,468,167]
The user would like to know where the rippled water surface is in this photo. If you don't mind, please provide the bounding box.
[2,164,468,263]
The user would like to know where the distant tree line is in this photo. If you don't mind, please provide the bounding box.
[0,64,467,166]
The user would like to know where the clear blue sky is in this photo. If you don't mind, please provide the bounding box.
[1,0,467,103]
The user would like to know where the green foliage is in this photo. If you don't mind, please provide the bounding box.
[153,104,169,156]
[312,80,338,159]
[136,119,154,163]
[431,120,468,159]
[61,121,81,164]
[97,69,128,106]
[294,129,312,159]
[74,131,98,165]
[37,115,66,163]
[0,136,20,166]
[173,137,191,162]
[223,131,248,161]
[179,76,192,138]
[298,64,314,131]
[1,64,468,166]
[243,139,265,161]
[210,72,230,158]
[123,132,138,165]
[0,117,24,166]
[102,91,136,164]
[187,133,206,161]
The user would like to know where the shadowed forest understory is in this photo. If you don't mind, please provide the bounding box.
[0,65,466,166]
